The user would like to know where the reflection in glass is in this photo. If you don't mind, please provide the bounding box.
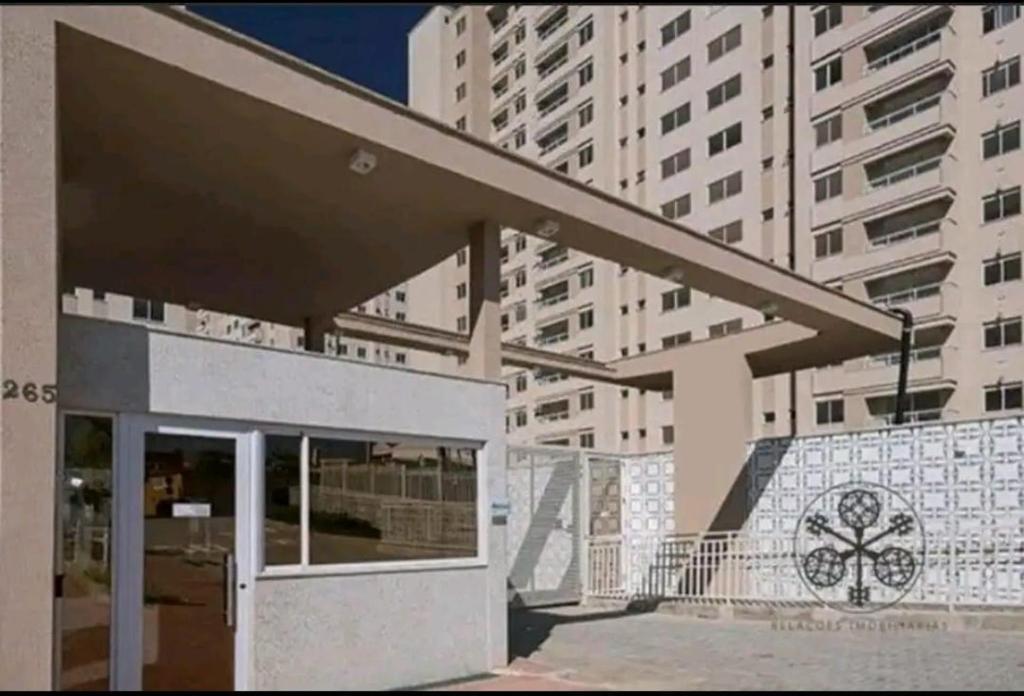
[60,415,114,691]
[263,435,301,566]
[142,434,235,691]
[308,438,478,564]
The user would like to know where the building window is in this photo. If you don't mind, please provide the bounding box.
[456,50,466,68]
[515,60,526,79]
[815,113,843,148]
[132,298,165,323]
[662,425,675,445]
[707,25,741,63]
[580,432,595,449]
[515,269,527,287]
[578,61,594,86]
[764,411,776,424]
[986,381,1023,412]
[709,318,743,338]
[708,171,743,204]
[762,207,775,222]
[456,316,467,332]
[515,373,528,392]
[983,56,1020,98]
[456,248,467,266]
[814,56,842,92]
[984,316,1023,348]
[660,56,691,93]
[660,148,691,179]
[816,399,845,425]
[580,391,594,411]
[813,5,843,36]
[514,94,527,113]
[579,267,594,288]
[814,170,843,202]
[984,252,1022,286]
[660,193,691,220]
[814,228,843,258]
[514,129,527,148]
[579,19,594,45]
[515,410,528,427]
[763,6,774,17]
[579,143,594,168]
[762,105,774,121]
[356,346,367,358]
[983,4,1022,33]
[579,308,594,330]
[456,116,467,131]
[456,282,467,299]
[660,102,691,135]
[456,83,467,101]
[709,220,743,245]
[662,331,691,349]
[707,74,741,110]
[708,122,742,157]
[983,120,1021,159]
[661,10,691,46]
[515,234,527,252]
[304,438,482,564]
[515,23,526,43]
[455,15,467,36]
[579,102,594,127]
[983,186,1022,222]
[661,287,691,312]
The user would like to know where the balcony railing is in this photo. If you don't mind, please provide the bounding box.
[867,154,943,191]
[866,345,943,369]
[535,410,570,423]
[535,331,570,346]
[536,7,569,42]
[536,250,569,269]
[870,281,942,308]
[864,27,943,74]
[538,90,570,118]
[538,129,569,155]
[536,50,569,80]
[874,408,954,426]
[865,92,943,133]
[868,218,943,249]
[535,291,570,307]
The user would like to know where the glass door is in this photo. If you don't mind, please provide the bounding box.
[112,417,253,691]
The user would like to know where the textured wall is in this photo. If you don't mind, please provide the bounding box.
[253,568,491,690]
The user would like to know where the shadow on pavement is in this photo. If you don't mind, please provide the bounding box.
[508,604,655,660]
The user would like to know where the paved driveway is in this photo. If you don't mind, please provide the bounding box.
[451,605,1024,691]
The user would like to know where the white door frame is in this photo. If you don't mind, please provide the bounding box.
[112,413,256,691]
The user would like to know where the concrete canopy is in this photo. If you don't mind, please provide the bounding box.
[58,6,900,355]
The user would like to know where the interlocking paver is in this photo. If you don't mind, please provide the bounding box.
[491,605,1024,691]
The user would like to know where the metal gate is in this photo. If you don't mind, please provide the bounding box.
[506,446,583,607]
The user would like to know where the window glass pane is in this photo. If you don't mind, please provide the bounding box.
[986,388,1002,411]
[1006,256,1022,281]
[1008,385,1023,409]
[264,435,302,566]
[1006,189,1022,217]
[985,323,1001,348]
[60,414,114,691]
[308,437,478,564]
[1006,320,1022,345]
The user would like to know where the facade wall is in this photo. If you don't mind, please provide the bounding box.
[59,315,508,689]
[407,4,1024,450]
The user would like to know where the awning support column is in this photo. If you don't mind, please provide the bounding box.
[466,221,501,381]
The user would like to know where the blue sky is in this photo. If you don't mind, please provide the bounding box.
[188,4,432,103]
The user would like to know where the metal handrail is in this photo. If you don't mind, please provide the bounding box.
[536,8,569,41]
[536,252,569,269]
[868,219,943,248]
[867,154,943,190]
[536,50,569,79]
[864,27,942,74]
[865,92,944,133]
[538,128,569,156]
[535,332,570,346]
[870,281,943,307]
[535,292,570,307]
[538,90,570,118]
[866,345,944,369]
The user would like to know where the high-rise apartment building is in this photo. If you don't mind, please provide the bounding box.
[407,3,1024,449]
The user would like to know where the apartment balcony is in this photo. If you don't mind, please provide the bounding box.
[535,5,570,44]
[853,154,957,220]
[869,407,958,428]
[869,280,959,322]
[810,24,956,118]
[811,218,955,282]
[535,316,571,347]
[537,82,570,120]
[535,244,570,273]
[534,280,570,315]
[813,91,956,173]
[813,345,958,395]
[536,122,570,157]
[534,397,571,423]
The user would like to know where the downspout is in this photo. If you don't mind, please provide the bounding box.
[889,308,914,425]
[787,5,798,437]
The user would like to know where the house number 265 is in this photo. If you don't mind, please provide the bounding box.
[2,380,57,403]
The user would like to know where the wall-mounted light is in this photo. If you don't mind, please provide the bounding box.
[349,148,377,175]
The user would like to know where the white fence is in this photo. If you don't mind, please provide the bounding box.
[587,528,1024,609]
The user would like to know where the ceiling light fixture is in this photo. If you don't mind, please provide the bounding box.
[660,266,686,284]
[534,219,560,239]
[349,148,377,175]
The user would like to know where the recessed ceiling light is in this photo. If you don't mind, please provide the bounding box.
[349,149,377,175]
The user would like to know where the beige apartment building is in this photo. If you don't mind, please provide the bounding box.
[407,3,1024,447]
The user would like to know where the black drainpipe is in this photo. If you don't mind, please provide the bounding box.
[888,308,915,425]
[787,4,798,437]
